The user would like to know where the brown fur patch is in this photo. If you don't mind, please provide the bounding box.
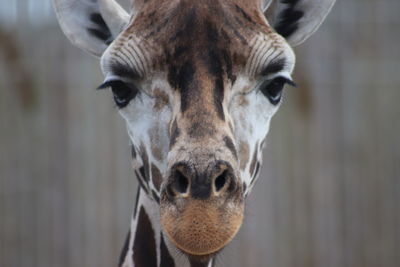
[140,144,150,182]
[135,169,149,194]
[223,136,238,159]
[151,145,163,161]
[133,207,157,267]
[237,95,249,107]
[160,234,176,267]
[153,88,169,110]
[152,189,160,203]
[239,141,250,170]
[169,119,180,148]
[151,163,163,191]
[187,119,217,139]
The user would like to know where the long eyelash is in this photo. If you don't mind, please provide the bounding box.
[97,81,114,90]
[284,79,297,87]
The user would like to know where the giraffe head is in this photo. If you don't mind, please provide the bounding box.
[54,0,335,260]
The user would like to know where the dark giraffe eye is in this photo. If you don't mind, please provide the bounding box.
[98,80,138,108]
[260,77,296,105]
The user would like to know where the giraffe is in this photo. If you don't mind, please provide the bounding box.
[53,0,335,266]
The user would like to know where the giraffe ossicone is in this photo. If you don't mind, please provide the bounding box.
[53,0,336,266]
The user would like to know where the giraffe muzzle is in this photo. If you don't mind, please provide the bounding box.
[160,160,244,257]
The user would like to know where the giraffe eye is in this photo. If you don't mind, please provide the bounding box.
[260,77,295,105]
[98,80,138,108]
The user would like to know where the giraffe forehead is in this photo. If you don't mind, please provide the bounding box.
[102,0,295,88]
[110,0,284,72]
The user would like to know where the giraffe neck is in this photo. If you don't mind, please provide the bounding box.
[119,187,214,267]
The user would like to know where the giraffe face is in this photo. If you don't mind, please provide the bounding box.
[99,1,295,258]
[54,0,335,262]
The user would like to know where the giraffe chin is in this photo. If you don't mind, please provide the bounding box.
[160,198,244,258]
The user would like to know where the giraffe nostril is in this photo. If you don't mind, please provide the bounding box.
[174,170,189,194]
[166,163,193,198]
[214,170,228,192]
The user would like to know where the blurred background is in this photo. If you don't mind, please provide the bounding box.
[1,0,399,266]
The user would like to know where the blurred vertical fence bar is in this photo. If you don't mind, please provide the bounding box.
[1,0,399,266]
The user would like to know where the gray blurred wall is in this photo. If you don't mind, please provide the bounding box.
[1,0,399,266]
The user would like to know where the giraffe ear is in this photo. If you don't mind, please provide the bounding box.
[263,0,336,47]
[53,0,130,57]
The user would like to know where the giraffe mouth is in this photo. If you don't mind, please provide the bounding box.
[160,198,244,256]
